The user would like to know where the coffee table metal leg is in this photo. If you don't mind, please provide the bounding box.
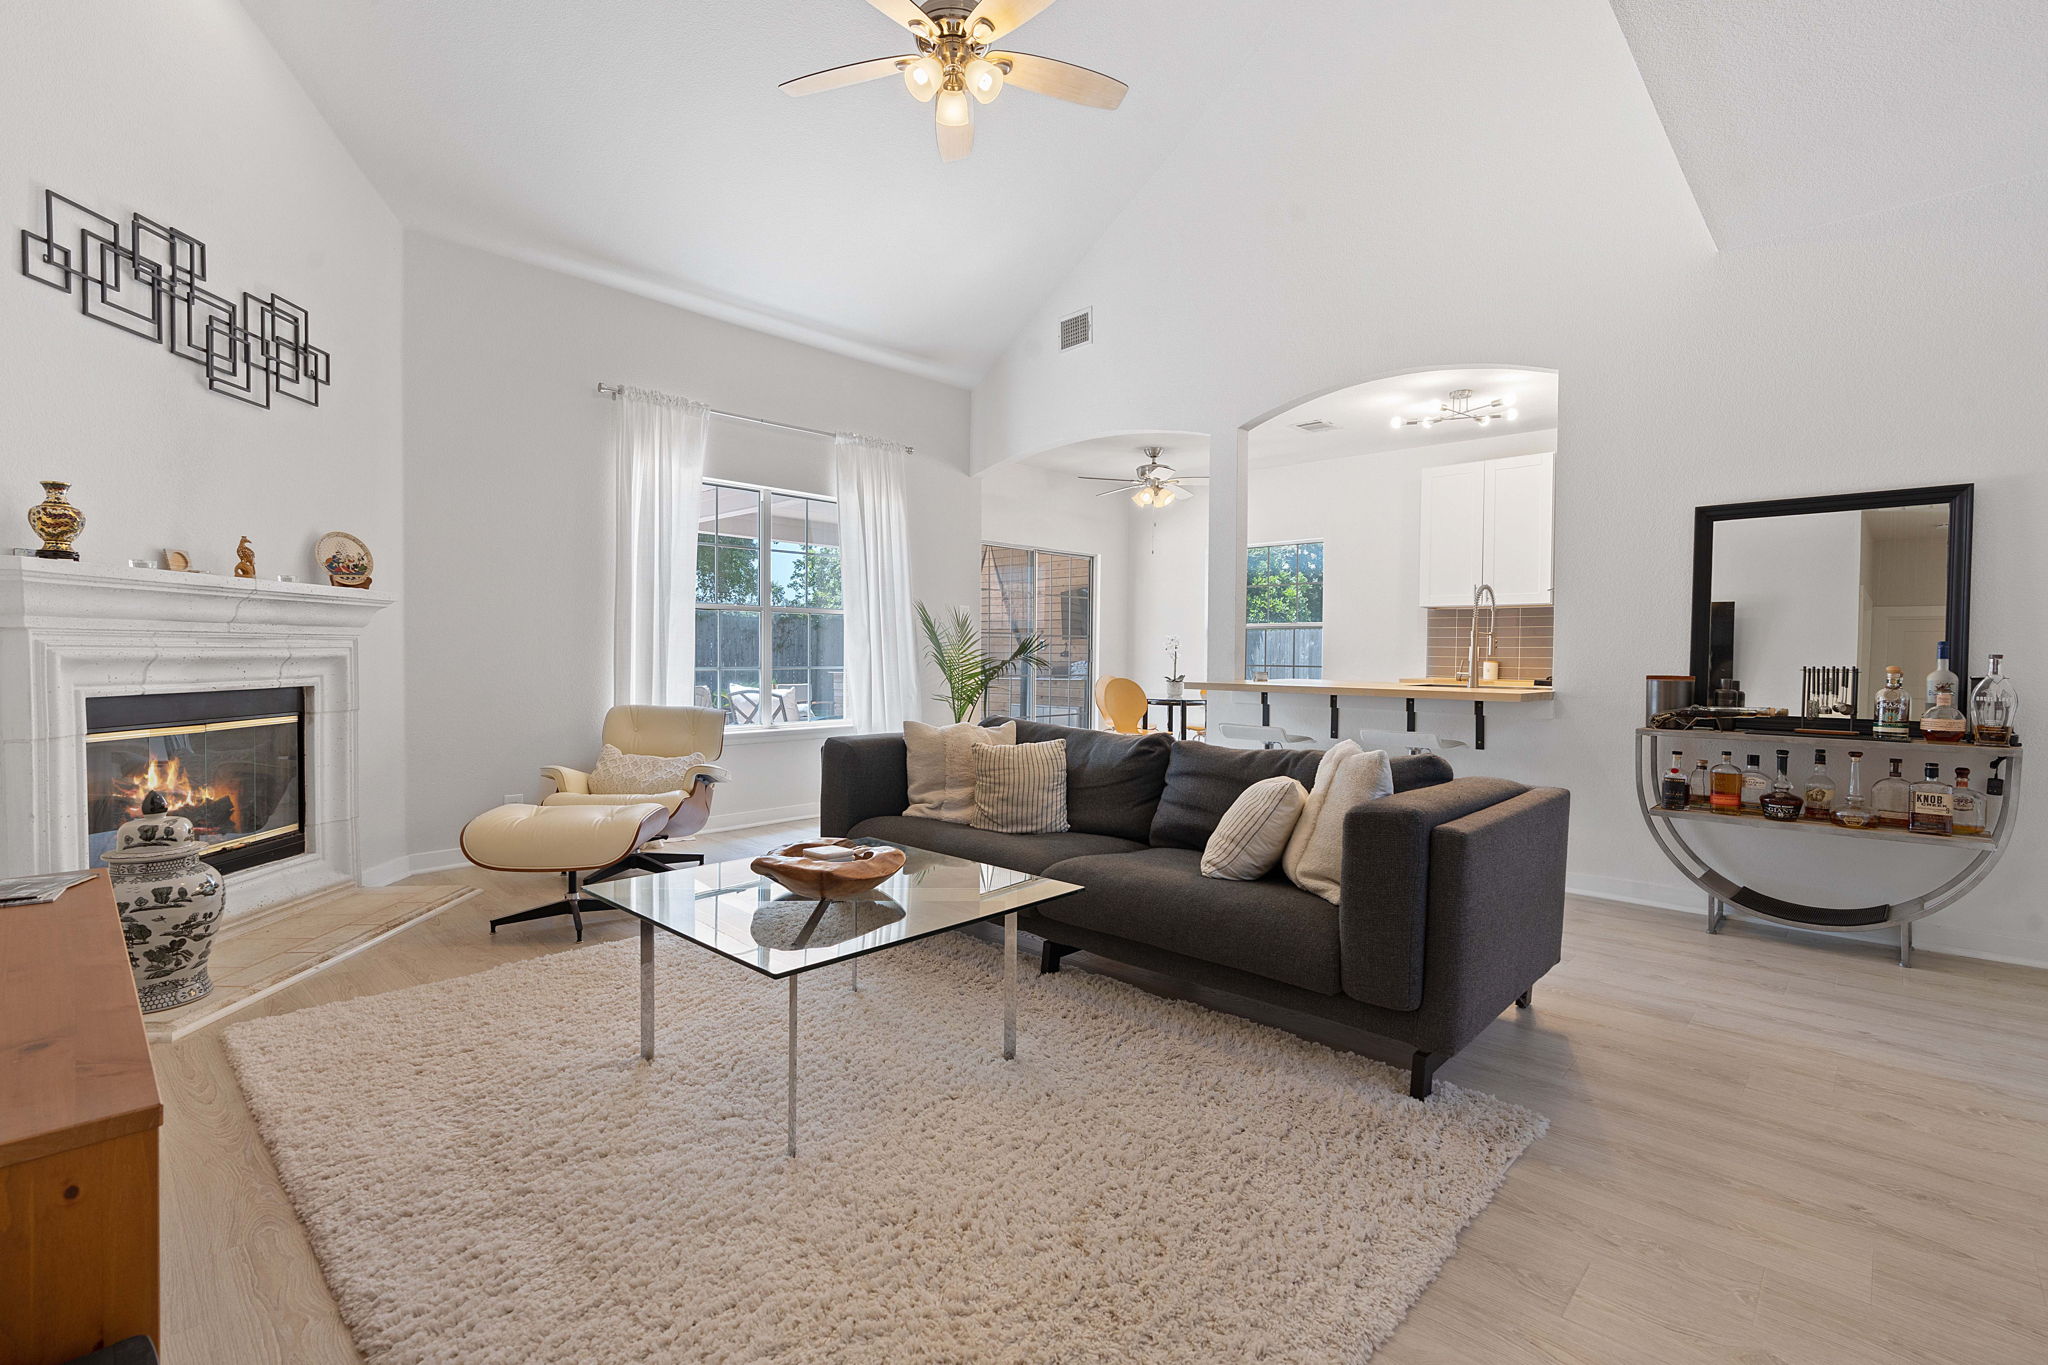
[639,919,654,1062]
[1004,911,1018,1061]
[786,975,799,1158]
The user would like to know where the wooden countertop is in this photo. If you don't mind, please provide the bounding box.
[1,871,162,1167]
[1190,678,1554,702]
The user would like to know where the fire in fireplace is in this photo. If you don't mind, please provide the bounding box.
[86,687,307,875]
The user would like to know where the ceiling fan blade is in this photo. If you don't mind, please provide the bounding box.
[1093,485,1144,497]
[865,0,936,33]
[779,56,909,96]
[1075,475,1140,481]
[937,110,974,162]
[991,51,1127,109]
[965,0,1059,42]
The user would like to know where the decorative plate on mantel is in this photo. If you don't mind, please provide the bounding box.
[315,531,373,588]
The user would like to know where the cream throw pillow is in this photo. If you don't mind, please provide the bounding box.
[904,720,1016,824]
[970,739,1070,835]
[1281,741,1394,903]
[1201,776,1308,880]
[587,743,706,795]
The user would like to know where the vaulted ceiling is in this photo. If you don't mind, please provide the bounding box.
[239,1,2046,384]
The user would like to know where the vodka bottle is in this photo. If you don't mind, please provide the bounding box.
[1925,641,1959,712]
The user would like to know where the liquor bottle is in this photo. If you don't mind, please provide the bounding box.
[1950,768,1984,836]
[1874,666,1911,738]
[1908,763,1953,835]
[1661,765,1690,811]
[1871,757,1911,828]
[1740,754,1769,811]
[1921,685,1967,743]
[1709,752,1743,810]
[1760,751,1805,822]
[1689,758,1711,805]
[1801,749,1837,820]
[1831,751,1878,828]
[1925,641,1959,712]
[1970,653,2019,746]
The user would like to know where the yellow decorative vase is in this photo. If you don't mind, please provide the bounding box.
[27,480,84,560]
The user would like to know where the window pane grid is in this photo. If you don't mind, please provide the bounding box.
[1246,539,1324,679]
[697,480,843,726]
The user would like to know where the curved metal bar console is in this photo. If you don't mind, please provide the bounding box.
[1634,728,2022,966]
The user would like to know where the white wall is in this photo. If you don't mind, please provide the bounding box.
[0,0,408,873]
[401,234,974,864]
[970,0,2048,964]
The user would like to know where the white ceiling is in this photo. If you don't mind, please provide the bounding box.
[1609,0,2048,249]
[1019,430,1212,478]
[1249,368,1559,468]
[236,0,1256,384]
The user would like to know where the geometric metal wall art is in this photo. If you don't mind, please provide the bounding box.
[18,189,330,409]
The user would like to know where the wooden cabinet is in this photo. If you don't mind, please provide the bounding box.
[1,872,161,1365]
[1418,451,1554,607]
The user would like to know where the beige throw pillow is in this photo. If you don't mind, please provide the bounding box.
[1201,776,1308,880]
[971,739,1070,835]
[1281,741,1394,903]
[904,720,1016,824]
[587,743,706,795]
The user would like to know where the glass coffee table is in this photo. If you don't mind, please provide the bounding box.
[589,840,1080,1156]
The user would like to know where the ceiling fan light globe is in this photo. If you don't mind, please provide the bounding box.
[1133,486,1156,508]
[904,55,943,101]
[1155,487,1178,507]
[965,57,1005,102]
[1505,407,1519,421]
[935,85,973,127]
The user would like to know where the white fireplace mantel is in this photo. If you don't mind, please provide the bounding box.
[0,556,395,912]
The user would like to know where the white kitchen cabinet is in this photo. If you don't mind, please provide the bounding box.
[1418,451,1553,607]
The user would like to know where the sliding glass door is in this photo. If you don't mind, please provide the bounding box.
[979,544,1094,726]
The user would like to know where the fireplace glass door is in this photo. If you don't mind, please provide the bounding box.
[85,687,307,874]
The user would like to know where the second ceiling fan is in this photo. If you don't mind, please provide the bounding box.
[780,0,1128,161]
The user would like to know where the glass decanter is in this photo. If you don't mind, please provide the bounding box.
[1831,751,1878,828]
[1970,653,2019,746]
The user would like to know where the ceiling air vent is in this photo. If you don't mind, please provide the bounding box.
[1058,308,1093,350]
[1293,419,1338,432]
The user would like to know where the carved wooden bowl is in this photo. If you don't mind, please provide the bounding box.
[750,839,907,901]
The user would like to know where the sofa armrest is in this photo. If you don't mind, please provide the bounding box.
[819,734,910,837]
[1337,776,1533,1010]
[540,765,591,796]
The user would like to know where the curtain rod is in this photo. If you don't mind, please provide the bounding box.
[595,382,911,453]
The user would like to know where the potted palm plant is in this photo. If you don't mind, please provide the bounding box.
[916,602,1047,722]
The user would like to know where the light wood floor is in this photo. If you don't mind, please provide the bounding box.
[157,822,2048,1364]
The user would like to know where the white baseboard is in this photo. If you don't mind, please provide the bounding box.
[702,802,818,834]
[363,848,467,886]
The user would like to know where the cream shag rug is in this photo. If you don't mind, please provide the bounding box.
[226,931,1544,1364]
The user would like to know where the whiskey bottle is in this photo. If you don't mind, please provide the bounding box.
[1689,758,1711,805]
[1950,768,1984,836]
[1921,685,1967,743]
[1871,757,1912,828]
[1740,754,1769,811]
[1970,653,2019,746]
[1874,666,1911,738]
[1760,751,1805,822]
[1801,749,1837,821]
[1661,764,1690,811]
[1908,763,1953,835]
[1925,641,1959,712]
[1709,752,1743,810]
[1831,751,1878,828]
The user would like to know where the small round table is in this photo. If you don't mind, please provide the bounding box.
[1145,696,1206,739]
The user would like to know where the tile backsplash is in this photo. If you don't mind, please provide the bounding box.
[1426,605,1553,681]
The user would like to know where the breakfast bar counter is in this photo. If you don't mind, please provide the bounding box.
[1188,678,1553,748]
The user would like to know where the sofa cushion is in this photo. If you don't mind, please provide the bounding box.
[848,815,1146,877]
[1036,846,1342,995]
[905,719,1015,823]
[1147,744,1325,850]
[986,718,1172,841]
[1281,742,1394,903]
[970,739,1070,834]
[1200,776,1307,880]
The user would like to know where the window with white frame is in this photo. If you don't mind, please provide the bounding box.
[1245,540,1324,680]
[695,481,844,727]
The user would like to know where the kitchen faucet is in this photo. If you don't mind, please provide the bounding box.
[1463,583,1497,684]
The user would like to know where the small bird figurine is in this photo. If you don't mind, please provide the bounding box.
[233,536,255,578]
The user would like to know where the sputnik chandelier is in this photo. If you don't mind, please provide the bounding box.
[1393,389,1519,431]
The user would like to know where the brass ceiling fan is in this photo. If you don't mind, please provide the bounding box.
[780,0,1128,162]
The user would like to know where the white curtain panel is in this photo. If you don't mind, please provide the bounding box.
[612,388,709,707]
[834,435,920,733]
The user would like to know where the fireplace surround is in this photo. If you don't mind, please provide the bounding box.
[0,557,392,914]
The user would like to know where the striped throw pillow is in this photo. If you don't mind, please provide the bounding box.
[970,739,1071,834]
[1200,776,1309,880]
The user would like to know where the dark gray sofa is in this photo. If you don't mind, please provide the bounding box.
[820,718,1570,1098]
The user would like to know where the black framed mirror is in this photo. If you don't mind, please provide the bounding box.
[1690,484,1973,730]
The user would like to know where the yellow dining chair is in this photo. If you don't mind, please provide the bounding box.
[1095,676,1155,735]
